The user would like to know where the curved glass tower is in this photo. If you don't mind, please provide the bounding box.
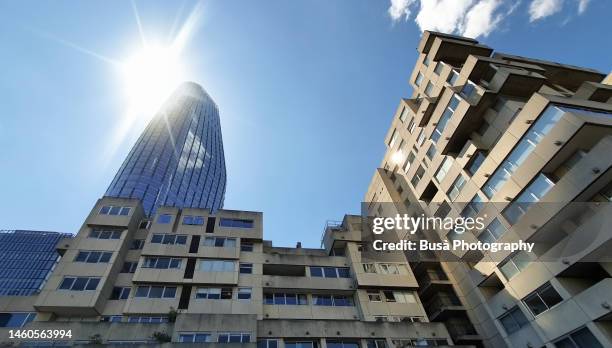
[106,82,226,215]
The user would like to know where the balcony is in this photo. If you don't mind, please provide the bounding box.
[424,294,464,321]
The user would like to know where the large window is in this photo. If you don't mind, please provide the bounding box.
[182,215,204,225]
[498,306,529,334]
[286,341,318,348]
[388,129,398,148]
[0,312,36,328]
[264,293,308,305]
[368,290,416,303]
[467,151,486,175]
[195,287,232,300]
[411,165,425,187]
[403,151,416,172]
[499,251,532,280]
[431,94,461,143]
[522,282,562,316]
[219,218,254,228]
[313,294,354,306]
[143,257,182,269]
[379,263,408,275]
[203,237,236,248]
[327,340,360,348]
[179,333,212,343]
[89,228,122,240]
[120,262,138,273]
[434,157,453,182]
[415,72,424,86]
[503,173,555,225]
[553,327,603,348]
[218,332,250,343]
[309,267,350,278]
[366,339,387,348]
[110,287,131,300]
[99,205,131,216]
[447,174,466,201]
[151,234,187,245]
[425,82,434,97]
[134,286,176,299]
[481,105,589,198]
[199,260,235,272]
[156,214,173,224]
[461,193,485,218]
[477,218,507,244]
[258,339,279,348]
[58,276,100,291]
[74,251,112,263]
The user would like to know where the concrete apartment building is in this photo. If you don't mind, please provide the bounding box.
[0,196,471,347]
[365,31,612,348]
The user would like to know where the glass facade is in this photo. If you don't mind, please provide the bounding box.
[0,230,72,296]
[106,82,227,215]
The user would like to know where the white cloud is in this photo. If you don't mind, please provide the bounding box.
[528,0,563,22]
[388,0,416,22]
[462,0,504,38]
[577,0,590,14]
[415,0,475,34]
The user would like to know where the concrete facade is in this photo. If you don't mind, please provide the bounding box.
[365,31,612,348]
[0,197,469,347]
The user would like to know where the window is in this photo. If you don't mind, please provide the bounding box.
[121,262,138,273]
[388,129,398,148]
[523,282,563,316]
[258,339,279,348]
[382,290,415,303]
[202,237,236,248]
[431,94,461,143]
[425,82,434,97]
[150,234,187,245]
[0,312,36,328]
[237,288,252,300]
[410,165,425,187]
[403,151,416,172]
[447,70,459,85]
[74,251,113,263]
[434,157,453,182]
[241,241,254,252]
[142,257,182,269]
[461,193,485,218]
[366,339,387,348]
[416,129,426,146]
[477,218,507,244]
[460,81,478,100]
[99,205,131,216]
[379,263,408,275]
[554,327,603,348]
[130,239,144,250]
[309,267,350,278]
[482,105,574,198]
[447,175,466,201]
[110,287,131,300]
[218,332,250,343]
[367,290,382,302]
[219,218,254,228]
[327,340,360,348]
[182,215,204,225]
[134,286,176,299]
[363,263,376,273]
[239,263,253,274]
[399,106,408,122]
[138,220,151,229]
[100,315,123,323]
[434,61,444,75]
[157,214,173,224]
[58,276,100,291]
[415,72,424,86]
[426,143,436,160]
[199,260,235,272]
[264,293,308,305]
[179,333,212,343]
[499,306,528,335]
[89,228,122,240]
[423,56,430,67]
[195,287,233,300]
[499,251,532,280]
[503,173,555,225]
[127,316,169,323]
[285,341,317,348]
[313,294,354,306]
[407,118,416,133]
[467,151,486,175]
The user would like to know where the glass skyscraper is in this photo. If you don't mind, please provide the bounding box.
[105,82,227,215]
[0,230,72,296]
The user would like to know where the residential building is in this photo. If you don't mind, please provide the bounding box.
[365,31,612,348]
[0,196,470,347]
[0,230,72,296]
[105,81,226,216]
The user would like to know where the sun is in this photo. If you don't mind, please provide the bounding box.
[121,44,186,118]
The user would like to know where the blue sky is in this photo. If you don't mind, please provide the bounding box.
[0,0,610,247]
